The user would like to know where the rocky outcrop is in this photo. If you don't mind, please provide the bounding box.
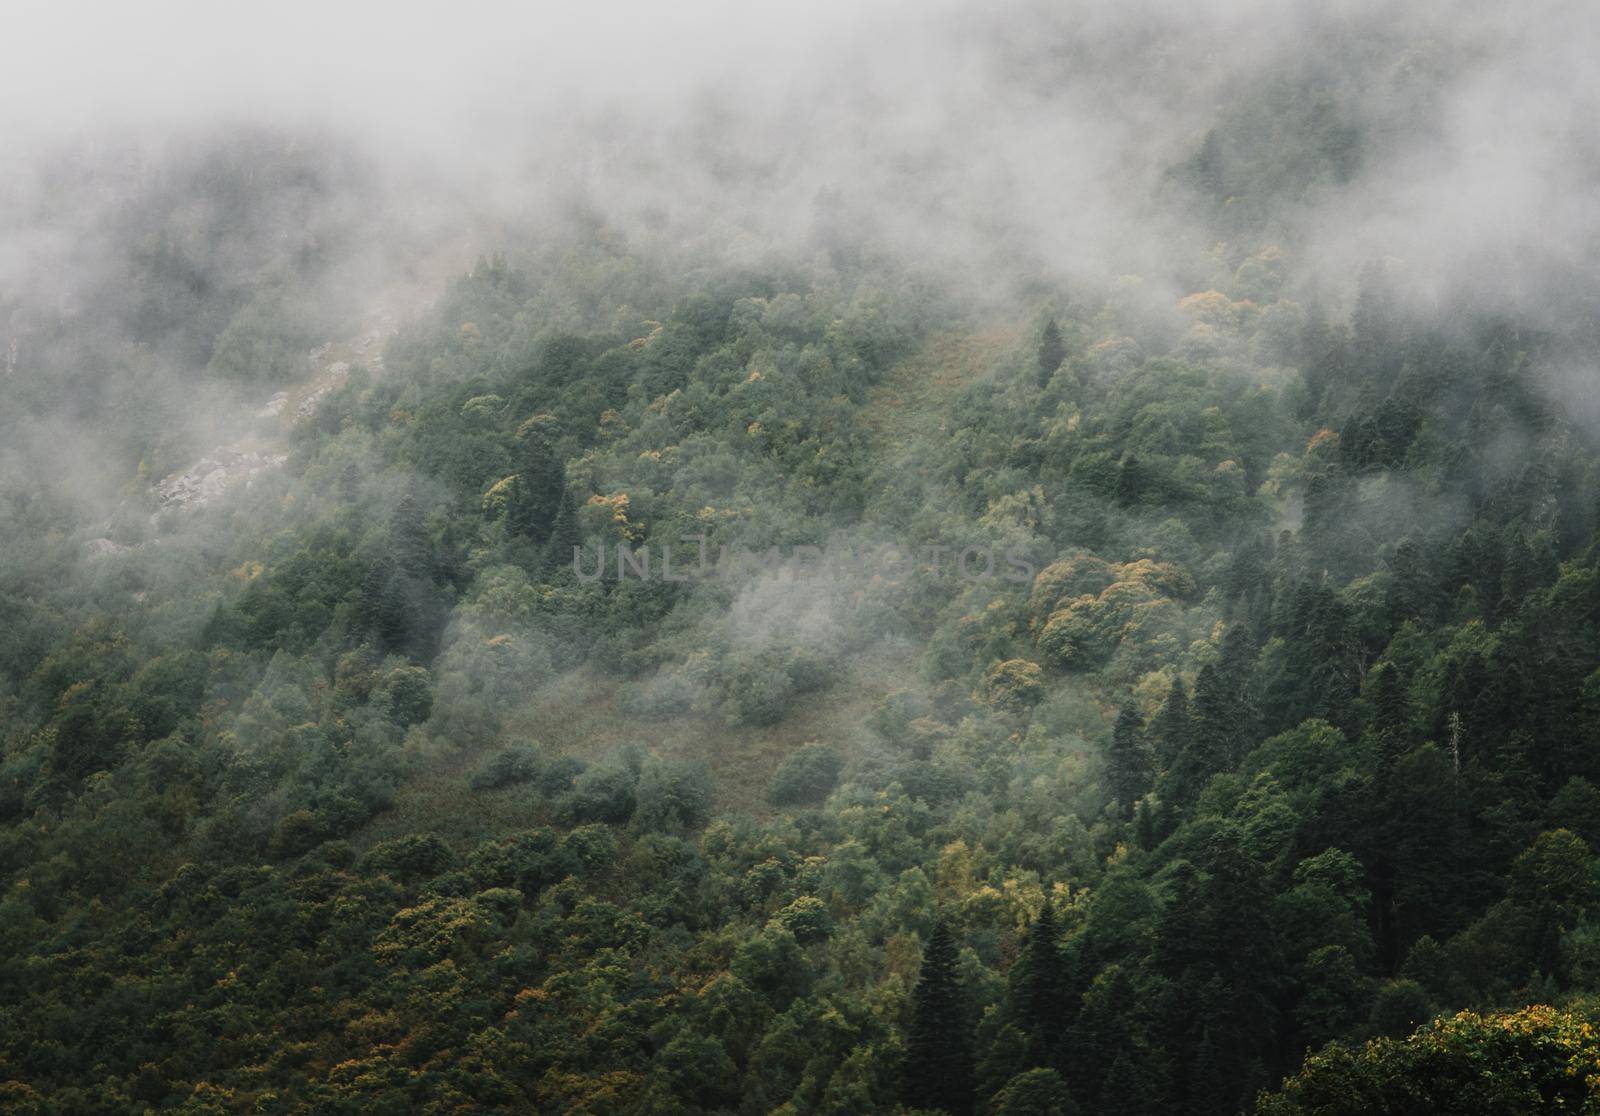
[295,361,349,420]
[156,448,287,510]
[155,317,397,512]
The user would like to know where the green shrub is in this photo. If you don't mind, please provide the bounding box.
[377,664,434,727]
[469,743,543,791]
[770,895,832,943]
[634,758,713,833]
[768,743,843,806]
[557,762,638,824]
[358,834,457,881]
[724,657,796,727]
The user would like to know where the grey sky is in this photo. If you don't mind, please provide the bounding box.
[3,0,1597,305]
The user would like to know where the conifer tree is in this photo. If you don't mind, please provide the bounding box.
[1297,298,1344,418]
[1351,259,1401,389]
[1037,317,1065,388]
[1189,664,1236,775]
[1115,455,1143,506]
[544,480,582,576]
[1150,677,1191,770]
[1160,666,1237,810]
[903,918,974,1116]
[508,425,565,545]
[1217,624,1257,694]
[357,554,409,655]
[1217,623,1261,749]
[1134,798,1160,851]
[1387,539,1439,623]
[391,490,432,578]
[1370,662,1411,783]
[1067,963,1137,1111]
[339,460,362,503]
[1008,899,1067,1068]
[1107,703,1151,818]
[1190,128,1225,199]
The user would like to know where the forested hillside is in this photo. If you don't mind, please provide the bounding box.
[4,2,1600,1114]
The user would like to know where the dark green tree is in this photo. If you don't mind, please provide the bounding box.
[991,1067,1079,1115]
[507,426,565,545]
[544,481,582,575]
[1008,899,1068,1068]
[1115,455,1143,506]
[1281,583,1360,733]
[1217,623,1262,747]
[1350,259,1402,390]
[1165,665,1233,808]
[1037,317,1065,388]
[339,460,363,503]
[1297,299,1344,418]
[903,918,975,1116]
[356,554,409,655]
[1387,539,1439,624]
[1107,703,1151,818]
[1369,663,1411,783]
[1066,963,1140,1112]
[391,490,432,578]
[1150,677,1191,770]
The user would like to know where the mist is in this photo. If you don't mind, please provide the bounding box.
[6,5,1600,1113]
[8,0,1597,314]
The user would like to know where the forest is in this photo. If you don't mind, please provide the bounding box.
[4,1,1600,1113]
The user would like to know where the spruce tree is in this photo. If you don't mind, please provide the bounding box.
[1217,624,1257,694]
[1134,798,1160,850]
[1067,963,1137,1111]
[1304,586,1360,731]
[1007,899,1067,1068]
[339,460,362,503]
[1163,665,1233,809]
[1190,128,1225,199]
[1387,539,1438,623]
[903,918,974,1116]
[1107,702,1151,818]
[1115,455,1142,506]
[1190,664,1235,775]
[543,478,582,576]
[508,425,565,545]
[391,490,431,578]
[1370,662,1411,783]
[1037,317,1065,388]
[357,554,409,655]
[1150,677,1191,770]
[1298,297,1347,418]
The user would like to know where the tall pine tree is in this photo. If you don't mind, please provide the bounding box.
[903,918,974,1116]
[391,490,432,578]
[508,423,566,545]
[1190,664,1236,775]
[1107,702,1151,818]
[1037,317,1065,388]
[1297,298,1344,419]
[357,554,409,655]
[1163,665,1233,809]
[544,482,582,575]
[1151,677,1191,770]
[1007,898,1068,1069]
[1369,662,1411,785]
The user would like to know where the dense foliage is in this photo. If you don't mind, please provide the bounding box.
[6,41,1600,1116]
